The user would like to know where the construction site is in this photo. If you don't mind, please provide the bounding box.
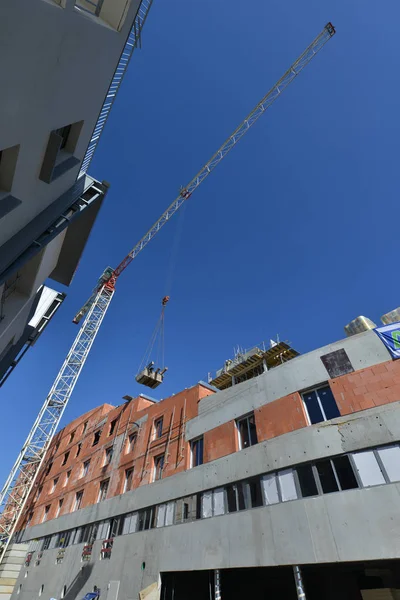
[0,1,400,600]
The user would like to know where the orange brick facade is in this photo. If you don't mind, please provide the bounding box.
[20,358,400,530]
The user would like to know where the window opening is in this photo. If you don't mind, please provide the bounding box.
[302,385,340,424]
[237,414,258,449]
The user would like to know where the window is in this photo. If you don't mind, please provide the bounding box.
[42,537,51,551]
[352,450,386,487]
[153,455,164,481]
[237,413,258,449]
[98,479,109,502]
[92,429,102,446]
[320,348,354,378]
[104,447,113,466]
[36,486,43,500]
[201,488,225,518]
[137,508,155,531]
[74,491,84,511]
[278,469,298,501]
[109,419,117,436]
[76,443,82,458]
[226,483,246,513]
[39,121,83,184]
[82,421,88,435]
[82,460,90,478]
[296,464,318,497]
[62,452,70,466]
[42,506,50,523]
[122,512,139,535]
[0,144,21,219]
[124,468,134,493]
[45,462,53,476]
[377,445,400,482]
[154,418,163,439]
[69,431,75,444]
[55,499,63,518]
[174,495,200,523]
[74,0,132,31]
[64,470,71,487]
[316,460,339,494]
[191,437,204,467]
[127,432,137,454]
[51,477,59,493]
[154,502,176,528]
[26,512,34,527]
[302,385,340,424]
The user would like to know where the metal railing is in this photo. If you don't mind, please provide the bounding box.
[78,0,154,177]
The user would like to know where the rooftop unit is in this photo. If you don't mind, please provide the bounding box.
[344,316,377,337]
[208,340,299,391]
[381,307,400,325]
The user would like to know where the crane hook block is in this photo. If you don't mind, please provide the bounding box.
[162,296,170,306]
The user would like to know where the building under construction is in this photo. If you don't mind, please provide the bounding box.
[6,317,400,600]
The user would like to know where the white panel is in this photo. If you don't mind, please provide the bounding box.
[122,514,132,535]
[201,491,213,518]
[213,488,225,516]
[156,504,166,528]
[165,502,175,526]
[377,446,400,482]
[261,474,279,505]
[28,287,59,328]
[278,469,298,502]
[128,512,138,534]
[352,450,386,486]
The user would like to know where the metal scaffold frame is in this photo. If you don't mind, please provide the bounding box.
[0,23,335,558]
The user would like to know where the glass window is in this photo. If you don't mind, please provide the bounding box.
[127,433,137,454]
[124,468,134,493]
[74,491,84,511]
[278,469,298,501]
[165,501,175,525]
[98,480,109,502]
[104,447,113,465]
[201,491,212,518]
[302,386,340,424]
[62,452,70,466]
[352,450,386,487]
[191,437,204,467]
[153,455,164,481]
[318,386,340,420]
[332,456,358,490]
[109,420,117,436]
[377,445,400,482]
[261,474,279,505]
[247,478,263,508]
[76,443,82,458]
[213,488,225,516]
[316,460,339,493]
[82,460,90,478]
[156,504,166,528]
[237,414,258,449]
[296,464,318,497]
[154,418,163,439]
[92,429,102,446]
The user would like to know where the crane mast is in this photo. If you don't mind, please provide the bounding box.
[0,23,335,555]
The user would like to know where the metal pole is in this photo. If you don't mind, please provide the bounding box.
[293,565,306,600]
[214,569,221,600]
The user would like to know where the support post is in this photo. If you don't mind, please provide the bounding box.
[214,569,221,600]
[293,565,306,600]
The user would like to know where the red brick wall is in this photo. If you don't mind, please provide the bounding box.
[255,393,308,441]
[203,421,238,462]
[19,384,214,529]
[330,359,400,413]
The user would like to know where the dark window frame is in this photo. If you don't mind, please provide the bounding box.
[236,413,258,450]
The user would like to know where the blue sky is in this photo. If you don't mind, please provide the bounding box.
[1,0,400,483]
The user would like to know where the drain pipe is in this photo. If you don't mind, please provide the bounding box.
[293,566,306,599]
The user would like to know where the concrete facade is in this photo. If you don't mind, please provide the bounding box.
[0,0,142,380]
[10,330,400,600]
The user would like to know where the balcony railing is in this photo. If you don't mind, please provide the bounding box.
[78,0,154,177]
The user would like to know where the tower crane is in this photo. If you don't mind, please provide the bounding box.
[0,23,335,556]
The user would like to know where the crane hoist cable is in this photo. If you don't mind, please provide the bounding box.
[0,23,336,556]
[136,296,169,389]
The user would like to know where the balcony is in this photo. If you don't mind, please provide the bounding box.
[75,0,133,31]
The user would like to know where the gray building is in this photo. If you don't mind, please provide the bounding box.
[10,327,400,600]
[0,0,148,383]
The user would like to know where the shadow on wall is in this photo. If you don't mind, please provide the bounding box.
[64,563,95,600]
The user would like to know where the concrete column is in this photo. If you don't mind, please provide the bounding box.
[214,569,221,600]
[293,566,306,600]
